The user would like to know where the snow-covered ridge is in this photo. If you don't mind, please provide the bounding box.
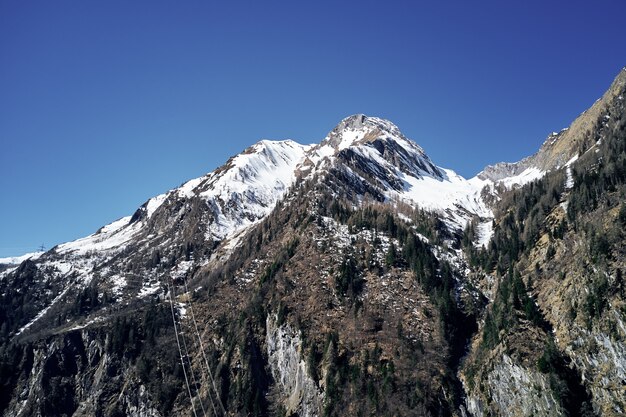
[0,251,44,265]
[57,216,137,255]
[53,140,310,256]
[10,115,499,261]
[339,132,492,229]
[496,166,544,189]
[10,113,557,262]
[196,139,310,240]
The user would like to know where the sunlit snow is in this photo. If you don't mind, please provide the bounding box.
[475,221,494,248]
[146,193,168,217]
[0,251,44,265]
[198,140,310,240]
[498,166,544,189]
[56,216,137,255]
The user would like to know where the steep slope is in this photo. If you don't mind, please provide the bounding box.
[461,67,626,417]
[56,139,310,257]
[0,114,486,417]
[0,139,310,361]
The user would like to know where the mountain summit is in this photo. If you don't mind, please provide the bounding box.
[316,114,443,178]
[1,68,625,417]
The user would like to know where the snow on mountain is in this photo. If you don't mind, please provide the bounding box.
[195,139,310,240]
[146,193,168,217]
[310,114,443,178]
[349,141,491,229]
[496,166,544,189]
[0,251,44,265]
[312,114,492,230]
[54,140,310,257]
[29,115,534,265]
[475,220,494,248]
[2,114,572,340]
[399,169,492,228]
[475,69,625,191]
[56,215,138,255]
[13,114,551,263]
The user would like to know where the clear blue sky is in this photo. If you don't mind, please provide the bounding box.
[1,0,625,257]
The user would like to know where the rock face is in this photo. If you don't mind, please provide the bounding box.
[1,67,625,416]
[266,316,323,417]
[1,329,161,417]
[466,354,563,417]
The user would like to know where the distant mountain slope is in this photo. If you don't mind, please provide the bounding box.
[479,67,626,186]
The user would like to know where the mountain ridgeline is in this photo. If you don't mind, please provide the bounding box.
[1,68,625,417]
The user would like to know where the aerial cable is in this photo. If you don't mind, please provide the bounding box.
[179,286,220,417]
[167,280,199,417]
[178,301,209,417]
[182,272,227,415]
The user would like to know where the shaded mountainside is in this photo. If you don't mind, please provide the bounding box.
[0,67,625,417]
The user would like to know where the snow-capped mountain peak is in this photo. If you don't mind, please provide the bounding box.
[302,114,493,229]
[308,114,443,179]
[320,114,426,156]
[322,114,407,150]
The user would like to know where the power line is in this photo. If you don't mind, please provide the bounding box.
[182,271,227,415]
[167,280,199,417]
[179,302,208,417]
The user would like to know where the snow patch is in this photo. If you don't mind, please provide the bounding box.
[15,285,71,336]
[564,154,579,168]
[137,279,161,298]
[398,169,492,229]
[345,142,493,230]
[475,221,494,248]
[109,275,127,296]
[337,129,363,151]
[177,177,203,198]
[68,316,105,331]
[146,193,168,217]
[560,157,578,211]
[565,167,574,189]
[499,166,544,189]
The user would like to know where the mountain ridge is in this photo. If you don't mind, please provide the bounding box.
[478,67,626,185]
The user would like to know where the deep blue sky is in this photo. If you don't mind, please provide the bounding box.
[1,0,625,257]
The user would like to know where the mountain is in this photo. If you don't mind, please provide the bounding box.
[0,67,625,417]
[460,67,626,417]
[479,68,626,185]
